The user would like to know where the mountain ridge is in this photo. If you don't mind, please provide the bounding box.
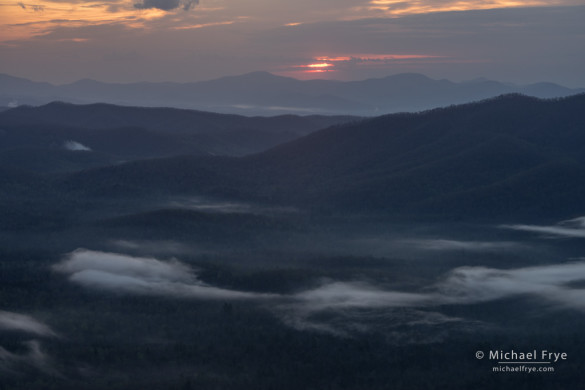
[2,72,583,116]
[0,101,357,169]
[56,93,585,222]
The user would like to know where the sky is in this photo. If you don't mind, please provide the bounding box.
[0,0,584,86]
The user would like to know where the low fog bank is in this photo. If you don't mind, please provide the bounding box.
[52,247,585,336]
[54,249,277,300]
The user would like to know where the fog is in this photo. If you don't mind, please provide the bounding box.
[53,248,585,335]
[54,249,276,300]
[63,140,92,152]
[0,310,56,337]
[0,311,57,374]
[503,216,585,238]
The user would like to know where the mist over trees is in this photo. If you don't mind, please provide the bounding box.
[1,93,585,389]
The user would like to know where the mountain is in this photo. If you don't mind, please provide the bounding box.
[0,102,356,171]
[1,72,583,116]
[61,93,585,222]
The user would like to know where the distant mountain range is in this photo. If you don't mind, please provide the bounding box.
[58,93,585,222]
[1,72,583,116]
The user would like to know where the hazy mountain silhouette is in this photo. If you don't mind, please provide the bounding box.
[1,72,583,116]
[60,94,585,222]
[0,102,356,171]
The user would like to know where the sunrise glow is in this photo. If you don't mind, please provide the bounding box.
[305,63,334,68]
[0,0,581,85]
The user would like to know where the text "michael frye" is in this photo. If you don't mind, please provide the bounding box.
[490,350,567,362]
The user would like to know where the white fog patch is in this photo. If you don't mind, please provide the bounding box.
[404,239,522,252]
[294,282,430,311]
[436,262,585,309]
[167,197,297,215]
[54,249,275,300]
[502,216,585,238]
[54,249,193,283]
[170,199,253,213]
[63,140,91,152]
[0,311,56,337]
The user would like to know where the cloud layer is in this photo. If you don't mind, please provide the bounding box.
[134,0,198,11]
[2,2,583,87]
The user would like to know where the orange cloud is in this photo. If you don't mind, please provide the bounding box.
[172,20,234,30]
[315,56,352,62]
[0,0,214,42]
[368,0,568,15]
[0,1,169,42]
[312,54,442,64]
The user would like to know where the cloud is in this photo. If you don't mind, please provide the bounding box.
[167,197,298,215]
[168,198,259,214]
[502,216,585,238]
[54,249,275,300]
[367,0,563,16]
[295,281,430,311]
[63,140,91,151]
[16,2,45,12]
[0,312,57,374]
[0,311,56,337]
[285,54,445,77]
[133,0,198,11]
[281,261,585,334]
[55,249,193,281]
[3,5,583,87]
[400,238,522,251]
[435,262,585,307]
[53,249,585,337]
[294,262,585,312]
